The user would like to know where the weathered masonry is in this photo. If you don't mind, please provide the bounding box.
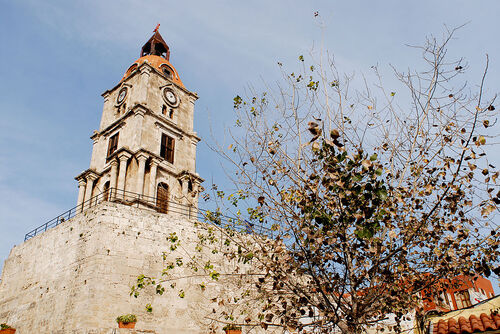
[74,29,202,218]
[0,30,252,334]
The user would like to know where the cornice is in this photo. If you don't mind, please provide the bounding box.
[178,170,204,183]
[101,62,198,100]
[101,70,139,97]
[117,149,133,160]
[78,147,203,184]
[91,112,132,140]
[150,111,200,142]
[135,148,162,161]
[74,169,101,182]
[106,147,133,163]
[154,121,184,139]
[91,103,198,143]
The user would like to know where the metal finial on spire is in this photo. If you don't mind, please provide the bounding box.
[141,26,170,60]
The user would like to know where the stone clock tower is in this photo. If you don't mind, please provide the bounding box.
[75,30,202,217]
[0,31,243,334]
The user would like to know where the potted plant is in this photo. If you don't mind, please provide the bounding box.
[0,323,15,334]
[116,314,137,329]
[222,324,242,334]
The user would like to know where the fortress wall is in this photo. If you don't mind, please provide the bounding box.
[0,202,244,334]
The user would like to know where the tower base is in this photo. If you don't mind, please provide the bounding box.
[0,202,228,333]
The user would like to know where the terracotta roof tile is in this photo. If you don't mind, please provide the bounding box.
[121,55,184,87]
[432,312,499,334]
[494,313,500,327]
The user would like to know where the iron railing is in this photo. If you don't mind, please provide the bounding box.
[24,188,271,241]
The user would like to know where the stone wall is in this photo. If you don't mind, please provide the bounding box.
[0,202,252,334]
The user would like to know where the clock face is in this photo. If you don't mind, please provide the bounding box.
[163,88,178,106]
[117,87,127,104]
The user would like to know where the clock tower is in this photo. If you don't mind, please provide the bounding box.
[75,30,202,217]
[0,30,235,334]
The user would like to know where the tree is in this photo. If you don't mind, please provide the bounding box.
[134,27,500,333]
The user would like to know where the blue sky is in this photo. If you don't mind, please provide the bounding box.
[1,0,499,292]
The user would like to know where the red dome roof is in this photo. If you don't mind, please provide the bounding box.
[121,55,184,87]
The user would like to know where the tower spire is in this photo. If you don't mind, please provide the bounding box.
[141,26,170,60]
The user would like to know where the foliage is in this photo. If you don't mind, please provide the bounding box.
[0,324,12,330]
[115,314,137,324]
[134,28,500,333]
[222,324,243,331]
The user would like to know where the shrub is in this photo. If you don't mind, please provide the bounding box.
[115,314,137,324]
[222,324,242,331]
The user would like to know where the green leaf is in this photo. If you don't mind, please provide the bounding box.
[233,95,242,109]
[355,227,374,239]
[352,174,362,182]
[376,188,388,200]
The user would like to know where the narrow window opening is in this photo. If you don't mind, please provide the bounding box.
[103,181,110,201]
[169,109,174,119]
[163,67,172,78]
[125,64,138,78]
[90,182,98,207]
[107,133,119,157]
[188,180,193,193]
[162,105,167,115]
[156,183,169,214]
[160,133,175,164]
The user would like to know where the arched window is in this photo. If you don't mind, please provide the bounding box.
[128,64,138,73]
[124,64,138,79]
[162,65,173,78]
[90,181,98,207]
[156,182,169,214]
[102,181,110,201]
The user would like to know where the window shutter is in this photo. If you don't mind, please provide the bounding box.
[160,134,175,164]
[166,136,175,163]
[107,133,119,157]
[160,134,167,158]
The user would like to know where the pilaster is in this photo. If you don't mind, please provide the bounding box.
[137,64,152,105]
[149,158,160,199]
[76,178,87,211]
[108,159,119,200]
[117,151,132,198]
[83,171,99,208]
[135,153,149,197]
[132,105,147,151]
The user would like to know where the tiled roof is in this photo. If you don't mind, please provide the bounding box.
[121,55,184,87]
[433,312,500,334]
